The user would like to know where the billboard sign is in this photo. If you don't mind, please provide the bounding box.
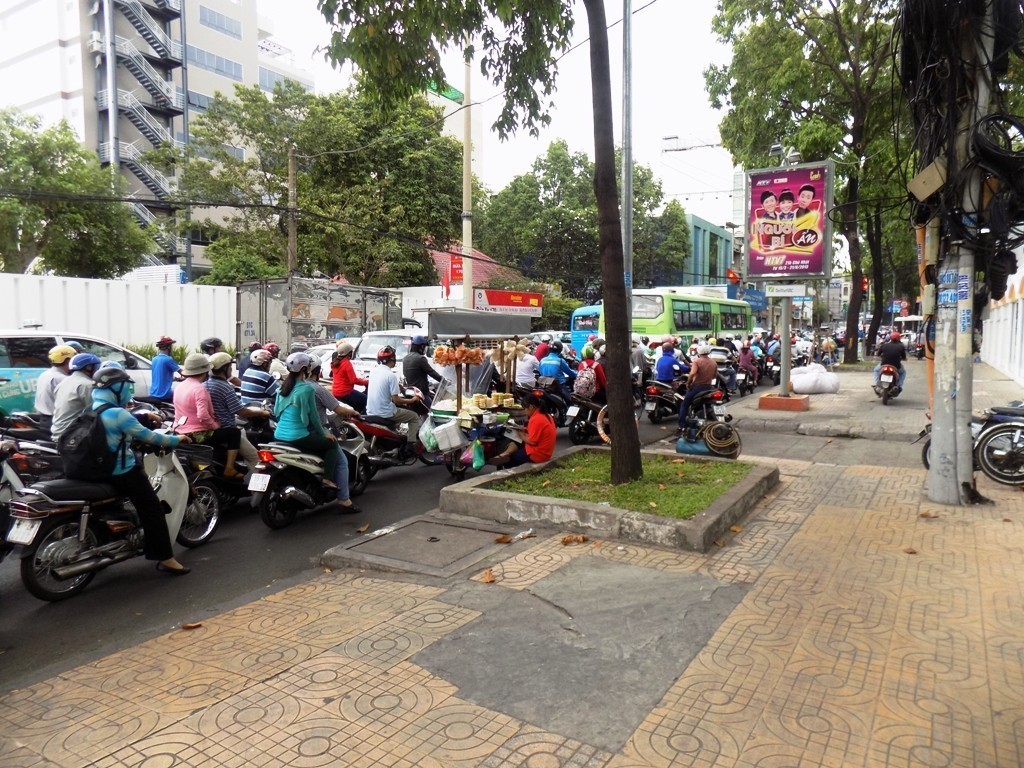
[473,289,543,316]
[745,160,834,281]
[449,255,463,282]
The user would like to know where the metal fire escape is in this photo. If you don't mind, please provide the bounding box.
[93,0,184,260]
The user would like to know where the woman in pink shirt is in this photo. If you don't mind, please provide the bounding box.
[173,353,243,479]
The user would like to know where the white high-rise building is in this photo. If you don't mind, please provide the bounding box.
[0,0,313,273]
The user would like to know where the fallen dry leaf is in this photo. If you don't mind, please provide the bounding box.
[561,534,588,545]
[825,438,832,443]
[671,458,687,464]
[658,483,666,491]
[495,534,513,544]
[902,547,918,555]
[677,472,685,478]
[1003,518,1013,523]
[648,501,658,508]
[919,511,938,519]
[323,566,333,573]
[541,480,551,487]
[356,523,369,533]
[593,540,603,548]
[729,525,743,533]
[181,623,203,631]
[713,539,725,547]
[481,569,496,584]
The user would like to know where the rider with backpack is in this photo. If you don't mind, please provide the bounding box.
[573,347,606,402]
[60,366,192,575]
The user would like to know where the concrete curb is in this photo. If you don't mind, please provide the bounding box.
[733,416,922,442]
[439,446,780,553]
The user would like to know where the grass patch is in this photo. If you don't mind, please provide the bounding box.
[493,450,753,520]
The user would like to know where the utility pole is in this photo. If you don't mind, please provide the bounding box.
[929,5,994,504]
[461,37,474,309]
[287,145,297,275]
[621,0,633,315]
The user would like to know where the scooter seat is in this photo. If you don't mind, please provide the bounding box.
[990,406,1024,418]
[24,478,118,502]
[361,415,397,428]
[262,442,305,453]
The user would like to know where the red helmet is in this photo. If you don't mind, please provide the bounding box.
[891,332,901,341]
[376,345,396,363]
[263,342,281,357]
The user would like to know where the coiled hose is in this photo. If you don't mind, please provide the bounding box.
[701,422,742,459]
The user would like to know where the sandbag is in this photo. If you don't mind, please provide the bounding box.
[790,363,840,394]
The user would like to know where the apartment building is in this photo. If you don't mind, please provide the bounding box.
[0,0,313,273]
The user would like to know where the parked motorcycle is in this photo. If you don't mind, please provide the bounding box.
[643,379,684,424]
[567,394,606,445]
[918,402,1024,485]
[5,447,192,601]
[873,364,902,405]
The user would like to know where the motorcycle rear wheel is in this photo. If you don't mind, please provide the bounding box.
[647,406,664,424]
[881,389,890,405]
[921,439,931,469]
[21,519,99,601]
[349,458,371,497]
[977,424,1024,485]
[177,479,220,548]
[568,417,592,445]
[259,480,297,529]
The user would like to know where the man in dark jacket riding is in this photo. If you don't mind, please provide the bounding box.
[402,335,442,408]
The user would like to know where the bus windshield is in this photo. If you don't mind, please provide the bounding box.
[571,312,600,331]
[632,295,664,319]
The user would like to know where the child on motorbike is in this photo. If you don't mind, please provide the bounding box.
[91,366,192,575]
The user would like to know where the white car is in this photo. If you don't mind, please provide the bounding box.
[0,330,152,416]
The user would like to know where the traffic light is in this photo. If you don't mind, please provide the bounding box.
[861,275,869,293]
[727,268,741,285]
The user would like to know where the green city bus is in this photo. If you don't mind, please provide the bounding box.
[599,288,752,341]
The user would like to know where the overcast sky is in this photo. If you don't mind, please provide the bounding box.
[261,0,738,226]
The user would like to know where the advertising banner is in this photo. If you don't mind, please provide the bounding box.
[450,255,463,282]
[745,160,834,280]
[473,289,543,316]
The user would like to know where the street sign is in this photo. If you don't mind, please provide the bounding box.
[473,289,543,316]
[764,284,807,297]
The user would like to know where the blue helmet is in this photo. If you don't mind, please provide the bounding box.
[100,360,125,370]
[69,353,102,372]
[411,335,429,346]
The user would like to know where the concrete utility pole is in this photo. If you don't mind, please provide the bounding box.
[287,145,297,275]
[461,39,474,309]
[928,6,994,504]
[621,0,633,314]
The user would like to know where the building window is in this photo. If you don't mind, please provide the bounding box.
[199,5,242,39]
[187,90,212,112]
[258,66,313,93]
[186,45,242,81]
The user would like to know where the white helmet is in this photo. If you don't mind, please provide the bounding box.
[541,333,551,342]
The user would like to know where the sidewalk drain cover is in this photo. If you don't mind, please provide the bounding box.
[322,515,514,577]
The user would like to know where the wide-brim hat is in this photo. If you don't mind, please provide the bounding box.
[208,352,233,370]
[182,352,212,376]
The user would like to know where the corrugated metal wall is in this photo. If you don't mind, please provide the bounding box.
[0,274,236,350]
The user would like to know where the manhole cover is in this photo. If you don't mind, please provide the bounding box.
[322,516,514,577]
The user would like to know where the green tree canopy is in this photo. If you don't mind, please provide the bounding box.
[0,109,152,277]
[155,81,464,286]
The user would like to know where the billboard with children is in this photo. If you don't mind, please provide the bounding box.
[745,160,834,280]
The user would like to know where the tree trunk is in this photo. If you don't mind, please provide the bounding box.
[582,0,642,483]
[864,204,884,356]
[841,174,863,363]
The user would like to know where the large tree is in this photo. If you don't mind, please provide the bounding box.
[155,81,464,286]
[319,0,644,482]
[0,110,152,277]
[705,0,902,362]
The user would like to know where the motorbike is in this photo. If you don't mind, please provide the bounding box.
[250,419,373,530]
[643,378,685,424]
[765,354,782,385]
[567,394,606,445]
[735,366,757,397]
[1,411,51,442]
[172,443,228,547]
[1,437,64,569]
[918,402,1024,485]
[524,377,570,427]
[5,447,193,601]
[873,363,902,405]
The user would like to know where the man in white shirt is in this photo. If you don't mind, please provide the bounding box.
[51,353,103,439]
[365,345,421,440]
[515,345,539,386]
[34,345,77,420]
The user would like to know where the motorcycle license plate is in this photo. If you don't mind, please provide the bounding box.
[713,405,726,416]
[7,518,40,546]
[566,406,580,418]
[248,473,272,492]
[644,401,656,411]
[737,373,746,381]
[880,374,894,383]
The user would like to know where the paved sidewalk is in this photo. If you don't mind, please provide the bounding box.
[2,452,1023,766]
[727,360,1023,440]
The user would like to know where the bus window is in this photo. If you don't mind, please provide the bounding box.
[671,300,711,333]
[720,307,750,332]
[570,305,602,353]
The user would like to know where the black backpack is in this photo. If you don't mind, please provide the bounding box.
[57,403,127,481]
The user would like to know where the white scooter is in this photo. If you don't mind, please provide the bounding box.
[5,448,191,602]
